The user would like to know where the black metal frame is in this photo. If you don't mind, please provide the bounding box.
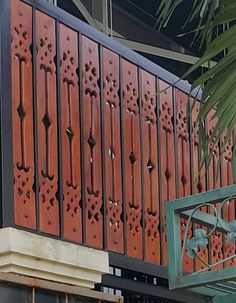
[22,0,200,99]
[0,0,14,228]
[101,270,208,303]
[0,1,208,303]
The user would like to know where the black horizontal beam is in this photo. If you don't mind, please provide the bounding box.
[109,253,168,279]
[21,0,201,99]
[102,275,209,303]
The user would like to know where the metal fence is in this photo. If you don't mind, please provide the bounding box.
[0,0,235,272]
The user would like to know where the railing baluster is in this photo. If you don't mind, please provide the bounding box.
[78,32,86,245]
[119,56,127,256]
[32,6,40,231]
[55,20,63,238]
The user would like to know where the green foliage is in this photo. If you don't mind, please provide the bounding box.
[157,0,236,179]
[186,229,208,259]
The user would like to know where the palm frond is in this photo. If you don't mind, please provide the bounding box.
[156,0,236,180]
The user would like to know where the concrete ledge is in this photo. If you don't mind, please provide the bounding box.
[0,228,109,288]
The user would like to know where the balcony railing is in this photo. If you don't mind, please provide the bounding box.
[166,185,236,299]
[0,0,235,271]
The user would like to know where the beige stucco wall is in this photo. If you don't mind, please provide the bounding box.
[0,228,109,288]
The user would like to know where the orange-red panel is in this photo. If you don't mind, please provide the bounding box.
[191,101,208,271]
[207,111,223,270]
[36,11,59,235]
[103,48,124,253]
[221,132,235,267]
[82,36,103,249]
[159,80,176,266]
[11,0,36,229]
[122,59,142,259]
[60,24,82,243]
[175,89,193,273]
[141,70,160,264]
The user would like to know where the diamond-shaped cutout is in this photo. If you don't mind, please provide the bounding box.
[165,169,170,180]
[88,132,96,149]
[17,103,26,121]
[109,147,115,160]
[181,175,187,186]
[129,151,136,165]
[42,113,51,130]
[66,126,74,141]
[197,182,203,193]
[147,159,154,173]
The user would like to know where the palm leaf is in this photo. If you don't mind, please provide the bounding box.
[156,0,236,180]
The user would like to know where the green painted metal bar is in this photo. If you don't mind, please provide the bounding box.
[211,293,236,303]
[173,267,236,290]
[166,196,182,290]
[206,285,233,295]
[167,185,236,213]
[215,282,236,293]
[192,286,228,297]
[166,184,236,294]
[181,210,229,233]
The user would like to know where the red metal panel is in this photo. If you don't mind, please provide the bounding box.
[122,59,142,259]
[207,111,223,270]
[59,24,82,243]
[11,0,36,229]
[221,132,236,267]
[159,80,176,266]
[175,89,193,273]
[36,11,59,235]
[191,101,208,271]
[191,101,206,195]
[82,36,103,249]
[141,70,160,264]
[103,48,124,253]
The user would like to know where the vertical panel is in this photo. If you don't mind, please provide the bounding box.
[36,11,59,235]
[221,132,236,267]
[191,101,206,195]
[159,80,176,266]
[103,48,124,253]
[11,0,36,229]
[191,101,208,271]
[122,59,142,259]
[141,70,160,264]
[59,24,82,242]
[81,36,103,248]
[207,111,223,270]
[175,89,193,273]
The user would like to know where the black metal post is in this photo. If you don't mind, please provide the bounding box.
[55,20,64,237]
[0,0,15,227]
[78,32,86,244]
[138,67,145,260]
[99,45,107,250]
[119,57,127,255]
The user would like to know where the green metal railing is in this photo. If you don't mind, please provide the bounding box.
[166,185,236,302]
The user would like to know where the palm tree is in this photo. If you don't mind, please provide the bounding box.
[156,0,236,178]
